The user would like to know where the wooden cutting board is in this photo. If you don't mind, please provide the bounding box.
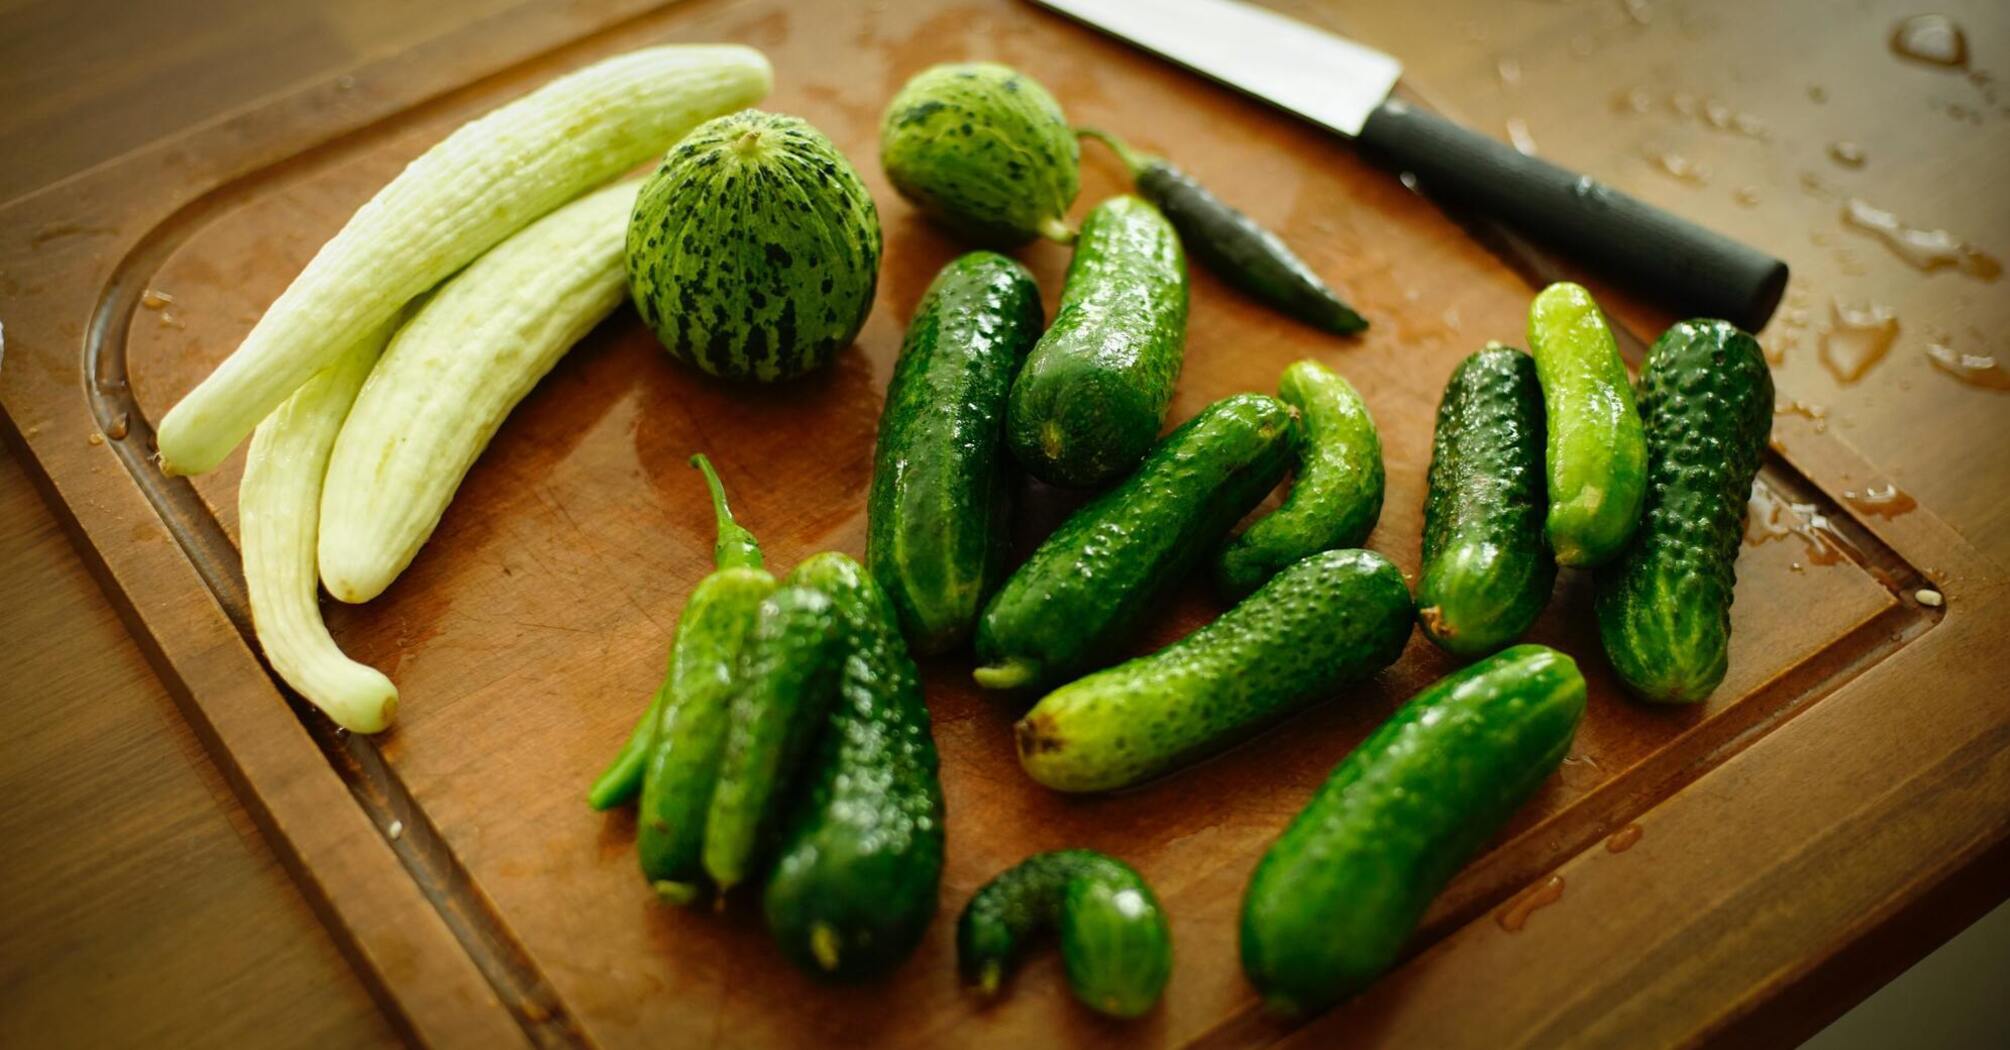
[2,0,2002,1046]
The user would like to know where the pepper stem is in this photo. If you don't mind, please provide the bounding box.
[691,453,763,571]
[973,658,1040,691]
[1074,126,1156,181]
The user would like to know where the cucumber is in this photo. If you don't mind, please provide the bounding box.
[958,849,1172,1019]
[1526,282,1647,567]
[880,63,1080,246]
[765,553,945,981]
[1595,320,1774,703]
[1416,345,1556,657]
[867,252,1044,655]
[1017,549,1412,792]
[1241,644,1587,1016]
[975,393,1296,693]
[1215,360,1385,598]
[1006,195,1188,488]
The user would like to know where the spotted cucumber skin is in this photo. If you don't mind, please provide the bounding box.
[1241,644,1586,1017]
[1527,282,1647,567]
[867,252,1043,655]
[1007,195,1189,488]
[958,849,1172,1019]
[880,63,1079,246]
[627,109,881,382]
[1595,320,1774,703]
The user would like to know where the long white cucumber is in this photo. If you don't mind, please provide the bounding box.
[241,319,400,733]
[318,179,639,603]
[157,44,770,476]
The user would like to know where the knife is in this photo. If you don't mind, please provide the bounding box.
[1026,0,1789,332]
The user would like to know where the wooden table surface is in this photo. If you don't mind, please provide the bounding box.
[0,0,2002,1046]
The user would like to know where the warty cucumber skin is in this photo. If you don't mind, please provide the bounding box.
[975,393,1297,693]
[1216,359,1385,599]
[764,553,945,981]
[1006,195,1189,488]
[1595,320,1774,703]
[867,252,1044,656]
[958,849,1172,1019]
[1017,549,1413,793]
[1527,282,1648,567]
[1416,346,1556,657]
[880,63,1080,246]
[1240,644,1587,1017]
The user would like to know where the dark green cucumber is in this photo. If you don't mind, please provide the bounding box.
[1006,195,1188,488]
[765,553,945,981]
[975,394,1296,692]
[1017,549,1412,792]
[1216,359,1385,598]
[701,586,845,893]
[1241,644,1587,1017]
[1595,319,1774,703]
[958,849,1172,1019]
[867,251,1044,655]
[1527,282,1647,567]
[1416,346,1556,657]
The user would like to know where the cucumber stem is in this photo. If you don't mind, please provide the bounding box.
[1074,126,1156,182]
[976,961,1004,996]
[1037,214,1078,245]
[810,923,842,972]
[691,453,763,571]
[973,658,1040,691]
[653,879,701,907]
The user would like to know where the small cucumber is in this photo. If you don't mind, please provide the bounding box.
[958,849,1172,1019]
[1017,549,1412,792]
[1215,359,1385,598]
[975,393,1296,693]
[880,63,1080,246]
[1416,345,1556,657]
[1241,644,1587,1017]
[1007,195,1189,488]
[1595,320,1774,703]
[765,553,945,981]
[867,252,1044,655]
[1527,282,1647,567]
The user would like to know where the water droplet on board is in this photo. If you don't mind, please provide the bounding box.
[1827,141,1867,168]
[140,289,174,310]
[1891,14,1968,69]
[1622,0,1653,26]
[1668,91,1699,118]
[1819,299,1900,384]
[1506,117,1539,156]
[1925,341,2010,390]
[1644,148,1710,185]
[1614,87,1653,114]
[1606,824,1644,853]
[1842,483,1918,518]
[1747,482,1856,565]
[1497,874,1566,932]
[1800,171,1834,198]
[1735,186,1762,207]
[1703,98,1735,130]
[1776,397,1829,431]
[1841,198,2003,280]
[1399,170,1421,194]
[1497,56,1523,89]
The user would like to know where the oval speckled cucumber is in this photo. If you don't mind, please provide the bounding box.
[1216,359,1385,598]
[1016,549,1412,793]
[1240,644,1587,1017]
[975,393,1296,693]
[867,252,1044,655]
[1527,282,1647,566]
[958,849,1172,1019]
[1416,345,1556,657]
[880,62,1080,246]
[1006,195,1189,488]
[627,109,882,382]
[1595,319,1774,703]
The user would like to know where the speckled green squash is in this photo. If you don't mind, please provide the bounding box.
[627,109,882,382]
[880,62,1080,246]
[958,849,1172,1019]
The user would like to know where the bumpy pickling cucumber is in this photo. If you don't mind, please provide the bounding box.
[1595,319,1774,703]
[1416,346,1556,657]
[1216,360,1385,598]
[1016,549,1412,792]
[1527,282,1647,566]
[867,252,1044,655]
[880,62,1080,245]
[1006,195,1189,488]
[975,394,1296,693]
[1241,644,1587,1017]
[958,849,1172,1019]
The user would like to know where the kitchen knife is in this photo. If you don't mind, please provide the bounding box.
[1026,0,1789,332]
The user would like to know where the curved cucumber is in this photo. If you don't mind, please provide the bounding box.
[1241,644,1587,1017]
[1416,346,1556,657]
[1216,360,1384,598]
[976,393,1296,693]
[1527,282,1647,567]
[1007,195,1188,488]
[1595,320,1774,703]
[958,849,1172,1019]
[1016,549,1412,792]
[867,252,1044,655]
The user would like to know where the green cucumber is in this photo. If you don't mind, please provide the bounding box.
[975,393,1296,693]
[1416,346,1556,657]
[867,251,1044,655]
[1016,549,1412,792]
[880,62,1080,246]
[1241,644,1587,1017]
[958,849,1172,1019]
[765,553,945,981]
[1215,359,1385,598]
[1006,195,1188,488]
[1595,319,1774,703]
[1526,282,1647,566]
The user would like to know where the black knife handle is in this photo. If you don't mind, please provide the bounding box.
[1356,98,1788,333]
